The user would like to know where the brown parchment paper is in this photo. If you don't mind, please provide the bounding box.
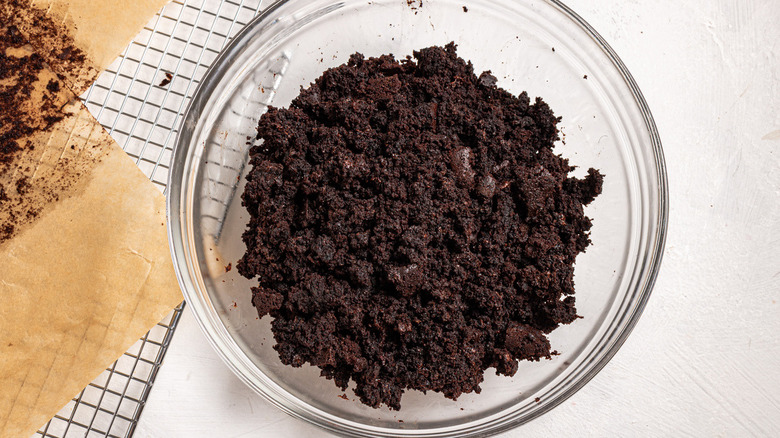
[0,116,181,436]
[0,1,180,436]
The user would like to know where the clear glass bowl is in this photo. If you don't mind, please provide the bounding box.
[167,0,668,436]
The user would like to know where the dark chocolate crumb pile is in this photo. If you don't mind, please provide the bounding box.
[238,43,603,410]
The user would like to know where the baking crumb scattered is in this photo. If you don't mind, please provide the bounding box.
[159,72,173,87]
[46,79,60,92]
[405,0,423,10]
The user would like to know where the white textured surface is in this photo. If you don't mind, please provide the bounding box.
[136,0,780,436]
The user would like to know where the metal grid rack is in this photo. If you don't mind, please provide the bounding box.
[34,0,266,436]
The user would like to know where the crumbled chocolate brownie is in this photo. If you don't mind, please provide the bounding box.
[238,43,603,410]
[159,72,173,87]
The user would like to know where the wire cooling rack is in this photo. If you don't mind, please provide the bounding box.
[34,0,266,436]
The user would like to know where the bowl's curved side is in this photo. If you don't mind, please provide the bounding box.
[488,1,669,435]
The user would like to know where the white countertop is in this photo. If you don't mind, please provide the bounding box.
[136,0,780,436]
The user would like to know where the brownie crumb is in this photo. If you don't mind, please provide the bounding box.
[46,79,60,92]
[406,0,423,8]
[159,72,173,87]
[0,224,14,241]
[462,6,468,12]
[15,176,29,195]
[238,43,603,410]
[225,262,232,272]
